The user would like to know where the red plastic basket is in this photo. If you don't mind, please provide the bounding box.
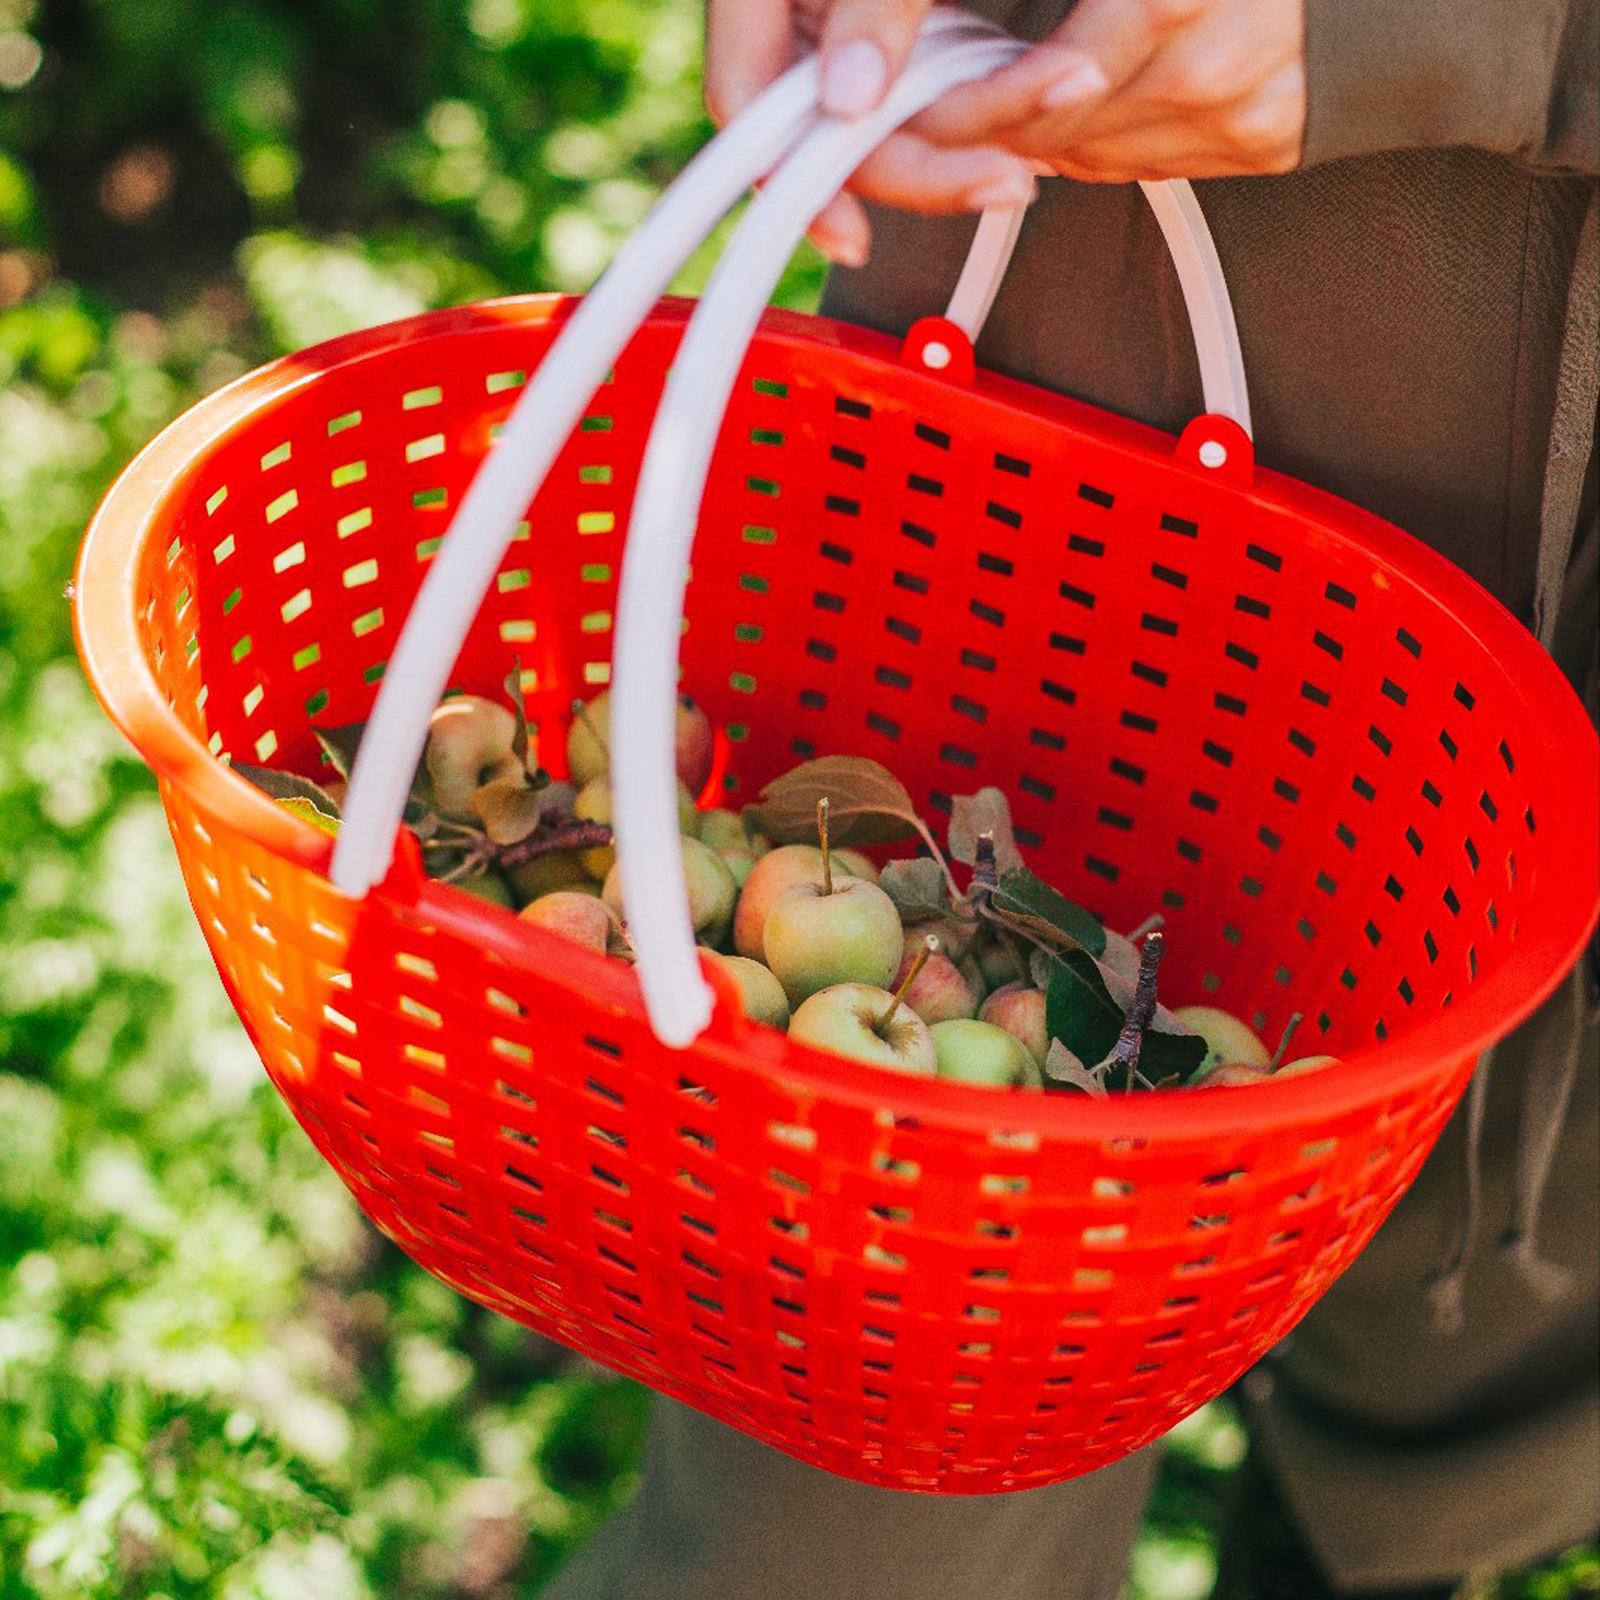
[74,284,1598,1491]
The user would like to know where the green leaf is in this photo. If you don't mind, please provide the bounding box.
[1044,1038,1108,1097]
[233,762,342,819]
[987,868,1106,957]
[879,858,949,923]
[1044,949,1207,1086]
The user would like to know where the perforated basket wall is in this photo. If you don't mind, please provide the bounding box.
[76,295,1598,1493]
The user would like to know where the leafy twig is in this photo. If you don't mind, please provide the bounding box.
[1111,932,1164,1093]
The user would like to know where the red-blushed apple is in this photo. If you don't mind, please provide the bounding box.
[890,933,979,1025]
[929,1018,1042,1089]
[788,982,937,1075]
[519,890,610,953]
[732,844,825,960]
[564,689,715,794]
[1192,1061,1272,1088]
[979,982,1048,1067]
[426,694,522,819]
[704,950,790,1028]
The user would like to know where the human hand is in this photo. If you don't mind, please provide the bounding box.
[703,0,1043,267]
[913,0,1307,184]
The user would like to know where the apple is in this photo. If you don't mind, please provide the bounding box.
[979,982,1048,1067]
[1172,1005,1271,1074]
[519,890,610,953]
[763,876,903,1005]
[508,851,594,904]
[929,1019,1041,1089]
[602,835,737,946]
[890,934,979,1025]
[564,689,715,795]
[788,983,937,1075]
[832,847,880,885]
[732,844,826,960]
[573,775,698,880]
[1277,1054,1339,1077]
[698,808,748,854]
[718,847,759,889]
[973,933,1027,993]
[704,950,790,1028]
[1192,1061,1272,1088]
[453,871,515,909]
[426,695,522,820]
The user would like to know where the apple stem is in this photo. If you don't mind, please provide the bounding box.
[878,935,937,1032]
[817,796,834,896]
[1269,1012,1306,1072]
[571,697,610,757]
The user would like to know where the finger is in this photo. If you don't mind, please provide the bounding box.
[848,131,1038,214]
[704,0,796,125]
[1052,0,1207,95]
[910,42,1109,147]
[807,191,873,267]
[816,0,936,118]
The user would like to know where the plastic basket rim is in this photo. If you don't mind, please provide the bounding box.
[74,292,1600,1142]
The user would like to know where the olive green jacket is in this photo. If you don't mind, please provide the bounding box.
[823,0,1599,1586]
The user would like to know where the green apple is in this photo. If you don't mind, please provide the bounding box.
[978,982,1048,1067]
[425,694,522,820]
[929,1018,1042,1089]
[973,933,1027,993]
[507,851,593,904]
[788,983,937,1075]
[719,847,759,889]
[698,808,748,853]
[573,775,698,880]
[453,871,515,909]
[602,835,737,947]
[519,890,610,953]
[832,847,880,885]
[1172,1005,1271,1074]
[763,877,903,1005]
[732,844,826,960]
[704,950,790,1028]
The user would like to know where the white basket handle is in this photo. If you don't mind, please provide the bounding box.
[942,186,1250,435]
[330,7,1008,903]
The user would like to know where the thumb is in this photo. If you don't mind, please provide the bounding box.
[817,0,936,118]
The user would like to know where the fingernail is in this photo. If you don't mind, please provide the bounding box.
[814,229,869,269]
[967,172,1038,211]
[821,38,889,118]
[1041,58,1108,109]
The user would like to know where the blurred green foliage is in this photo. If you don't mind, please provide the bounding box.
[0,3,1594,1598]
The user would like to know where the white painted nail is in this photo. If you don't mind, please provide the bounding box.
[821,38,889,118]
[1041,58,1109,109]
